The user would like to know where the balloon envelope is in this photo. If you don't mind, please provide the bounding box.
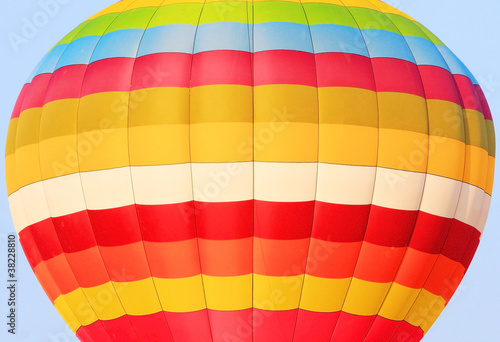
[5,0,495,341]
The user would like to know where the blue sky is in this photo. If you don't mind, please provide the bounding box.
[0,1,498,341]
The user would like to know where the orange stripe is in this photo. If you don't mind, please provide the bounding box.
[424,255,465,300]
[44,254,80,295]
[65,246,111,288]
[394,248,439,289]
[144,239,201,278]
[354,242,406,283]
[99,242,152,281]
[199,238,252,276]
[34,262,60,303]
[254,237,310,276]
[306,239,362,279]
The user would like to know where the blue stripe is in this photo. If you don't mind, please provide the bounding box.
[90,29,145,63]
[254,22,313,53]
[362,29,415,63]
[194,22,251,53]
[55,36,101,70]
[138,24,196,56]
[310,24,368,56]
[437,45,478,84]
[404,36,450,71]
[27,44,67,83]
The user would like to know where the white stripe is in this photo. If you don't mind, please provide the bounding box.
[254,162,317,202]
[8,164,490,235]
[372,168,426,211]
[131,164,193,205]
[455,184,489,230]
[419,175,462,218]
[191,162,253,202]
[80,167,135,210]
[477,195,492,235]
[316,164,375,205]
[44,174,87,217]
[8,192,28,234]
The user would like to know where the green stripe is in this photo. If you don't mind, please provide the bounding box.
[303,3,358,26]
[106,7,159,32]
[73,13,119,40]
[199,1,251,24]
[52,2,446,49]
[149,3,203,26]
[254,1,307,24]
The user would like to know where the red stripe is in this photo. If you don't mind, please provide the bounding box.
[330,312,376,341]
[389,320,424,342]
[254,200,315,239]
[76,311,425,342]
[474,84,493,120]
[17,53,486,115]
[192,50,252,87]
[131,52,192,90]
[441,219,480,264]
[81,58,136,97]
[254,50,317,87]
[364,206,418,247]
[372,58,426,97]
[312,202,371,242]
[19,202,481,270]
[208,309,253,342]
[454,74,482,112]
[409,211,451,254]
[315,52,376,91]
[11,83,29,119]
[253,308,298,342]
[53,210,97,253]
[418,65,461,105]
[88,205,143,246]
[20,73,52,112]
[363,316,403,342]
[196,200,253,240]
[293,310,340,342]
[137,203,196,242]
[44,64,87,103]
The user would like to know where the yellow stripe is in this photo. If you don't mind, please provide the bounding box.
[378,92,428,134]
[191,85,252,123]
[378,129,429,173]
[378,282,420,321]
[342,278,391,316]
[5,154,18,196]
[115,278,163,316]
[87,0,139,20]
[464,109,489,151]
[299,275,350,312]
[63,288,99,325]
[254,122,318,162]
[318,87,378,127]
[427,136,465,181]
[81,283,126,320]
[341,0,380,11]
[427,100,465,143]
[14,143,42,188]
[39,135,79,179]
[486,156,495,195]
[405,289,446,334]
[203,274,253,310]
[129,87,189,126]
[54,296,82,333]
[255,85,318,124]
[319,124,378,166]
[129,124,191,166]
[39,99,78,141]
[191,122,253,162]
[155,275,206,312]
[463,145,489,190]
[253,274,303,311]
[367,0,416,21]
[485,120,496,157]
[15,108,41,148]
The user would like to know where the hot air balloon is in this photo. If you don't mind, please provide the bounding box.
[5,0,495,341]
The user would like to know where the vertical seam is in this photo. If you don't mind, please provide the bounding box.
[186,0,214,341]
[327,1,381,339]
[290,1,321,341]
